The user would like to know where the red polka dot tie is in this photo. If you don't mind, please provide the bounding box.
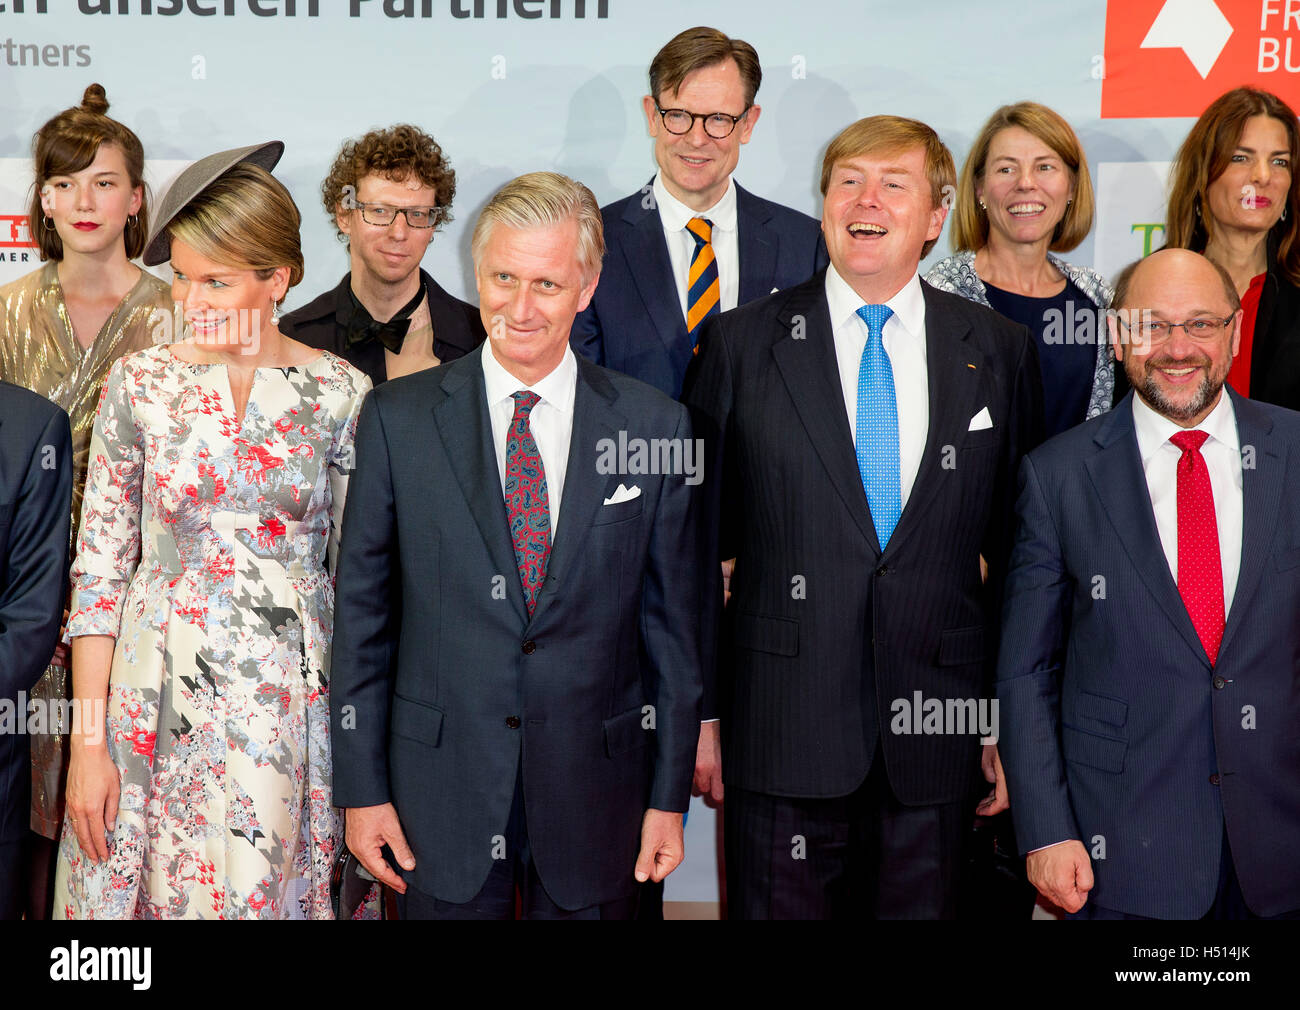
[1170,430,1224,665]
[505,391,550,617]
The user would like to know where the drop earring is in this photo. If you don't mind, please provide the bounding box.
[271,299,282,326]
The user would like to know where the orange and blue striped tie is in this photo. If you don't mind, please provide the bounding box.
[686,217,720,348]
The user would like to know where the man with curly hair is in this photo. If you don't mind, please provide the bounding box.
[282,124,484,386]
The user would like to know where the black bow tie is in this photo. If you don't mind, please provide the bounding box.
[344,282,425,354]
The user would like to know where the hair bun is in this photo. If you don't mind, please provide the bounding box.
[80,83,109,115]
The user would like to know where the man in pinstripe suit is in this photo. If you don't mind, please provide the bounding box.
[997,249,1300,919]
[684,116,1043,918]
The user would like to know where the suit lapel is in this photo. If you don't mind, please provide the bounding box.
[1220,389,1284,658]
[771,277,881,552]
[882,286,980,560]
[1084,396,1208,663]
[621,182,689,366]
[528,357,625,627]
[735,183,778,304]
[422,269,479,358]
[432,354,528,625]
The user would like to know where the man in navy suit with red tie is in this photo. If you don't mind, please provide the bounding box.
[330,173,703,919]
[997,248,1300,919]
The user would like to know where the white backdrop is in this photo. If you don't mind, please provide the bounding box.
[3,0,1292,905]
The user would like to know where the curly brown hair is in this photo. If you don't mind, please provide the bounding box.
[321,124,456,241]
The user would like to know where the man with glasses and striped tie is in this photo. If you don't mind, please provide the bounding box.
[684,116,1044,918]
[571,26,826,404]
[571,24,827,919]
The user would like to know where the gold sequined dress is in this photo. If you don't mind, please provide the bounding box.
[0,260,172,838]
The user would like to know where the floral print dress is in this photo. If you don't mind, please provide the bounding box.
[54,344,372,919]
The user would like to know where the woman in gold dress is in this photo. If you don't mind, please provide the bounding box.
[0,83,172,917]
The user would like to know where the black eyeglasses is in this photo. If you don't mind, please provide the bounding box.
[353,200,439,229]
[655,105,750,139]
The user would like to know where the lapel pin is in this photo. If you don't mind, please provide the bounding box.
[966,363,976,369]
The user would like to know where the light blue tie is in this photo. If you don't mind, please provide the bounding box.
[855,303,900,550]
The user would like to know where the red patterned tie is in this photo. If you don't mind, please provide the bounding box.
[1169,430,1224,664]
[505,391,550,616]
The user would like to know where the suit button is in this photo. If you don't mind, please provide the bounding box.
[876,566,888,577]
[1213,675,1226,689]
[1209,773,1220,786]
[521,640,536,654]
[506,716,521,729]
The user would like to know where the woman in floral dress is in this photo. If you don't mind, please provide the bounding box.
[55,145,373,919]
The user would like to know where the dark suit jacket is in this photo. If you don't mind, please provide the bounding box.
[996,388,1300,918]
[1246,249,1300,410]
[683,272,1043,804]
[329,350,703,909]
[0,382,71,844]
[280,269,484,387]
[571,180,828,398]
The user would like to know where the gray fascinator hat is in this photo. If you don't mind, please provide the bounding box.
[143,140,284,266]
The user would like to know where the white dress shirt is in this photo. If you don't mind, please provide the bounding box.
[825,264,929,506]
[654,173,740,320]
[1132,389,1243,616]
[481,341,577,533]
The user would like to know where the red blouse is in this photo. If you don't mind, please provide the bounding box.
[1227,272,1267,397]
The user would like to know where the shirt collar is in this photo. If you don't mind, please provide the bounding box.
[481,340,577,415]
[653,174,737,234]
[1132,385,1240,466]
[824,263,926,340]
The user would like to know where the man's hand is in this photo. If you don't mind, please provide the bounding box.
[634,808,684,883]
[975,742,1009,816]
[344,803,415,894]
[1026,840,1094,913]
[693,720,723,803]
[721,558,735,606]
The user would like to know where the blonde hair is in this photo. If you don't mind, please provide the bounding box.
[167,162,304,287]
[950,102,1095,254]
[820,116,955,259]
[471,171,604,281]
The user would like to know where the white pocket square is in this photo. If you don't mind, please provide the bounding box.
[603,483,642,506]
[968,406,993,431]
[771,286,780,294]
